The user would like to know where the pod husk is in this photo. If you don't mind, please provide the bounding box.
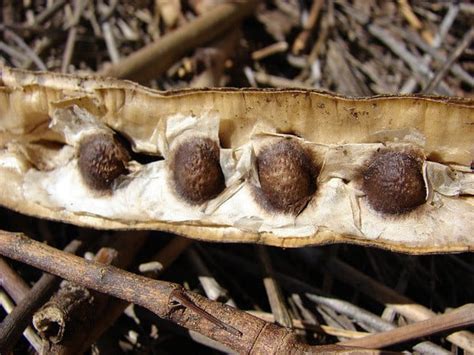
[0,67,473,254]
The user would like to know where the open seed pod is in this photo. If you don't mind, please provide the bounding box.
[0,67,472,253]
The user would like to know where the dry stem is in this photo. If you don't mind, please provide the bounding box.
[0,240,82,353]
[99,0,257,82]
[0,230,382,354]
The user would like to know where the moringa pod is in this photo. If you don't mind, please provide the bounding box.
[0,67,473,254]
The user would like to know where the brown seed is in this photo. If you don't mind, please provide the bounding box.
[171,137,225,204]
[363,151,426,214]
[78,133,130,190]
[257,140,317,214]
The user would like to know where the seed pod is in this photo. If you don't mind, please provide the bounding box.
[363,151,426,214]
[78,133,130,190]
[0,67,472,253]
[256,140,316,214]
[170,137,225,204]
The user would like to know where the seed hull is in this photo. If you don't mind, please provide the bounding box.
[0,67,472,253]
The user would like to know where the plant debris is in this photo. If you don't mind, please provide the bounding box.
[0,0,473,354]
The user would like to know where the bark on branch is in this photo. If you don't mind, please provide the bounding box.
[0,230,380,354]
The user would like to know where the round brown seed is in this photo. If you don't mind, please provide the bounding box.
[363,151,426,214]
[171,137,225,204]
[78,133,130,190]
[257,140,316,214]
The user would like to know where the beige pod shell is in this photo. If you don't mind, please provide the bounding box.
[0,67,473,254]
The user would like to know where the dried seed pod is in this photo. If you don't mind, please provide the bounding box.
[256,140,317,214]
[363,151,426,214]
[171,137,225,204]
[78,133,130,190]
[0,67,472,253]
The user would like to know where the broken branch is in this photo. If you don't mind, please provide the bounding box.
[0,230,381,354]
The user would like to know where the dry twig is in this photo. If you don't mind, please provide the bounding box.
[325,258,474,353]
[0,290,42,352]
[0,240,82,353]
[100,0,257,82]
[342,304,474,349]
[257,245,293,328]
[423,28,474,94]
[292,0,324,55]
[0,230,383,354]
[0,257,30,303]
